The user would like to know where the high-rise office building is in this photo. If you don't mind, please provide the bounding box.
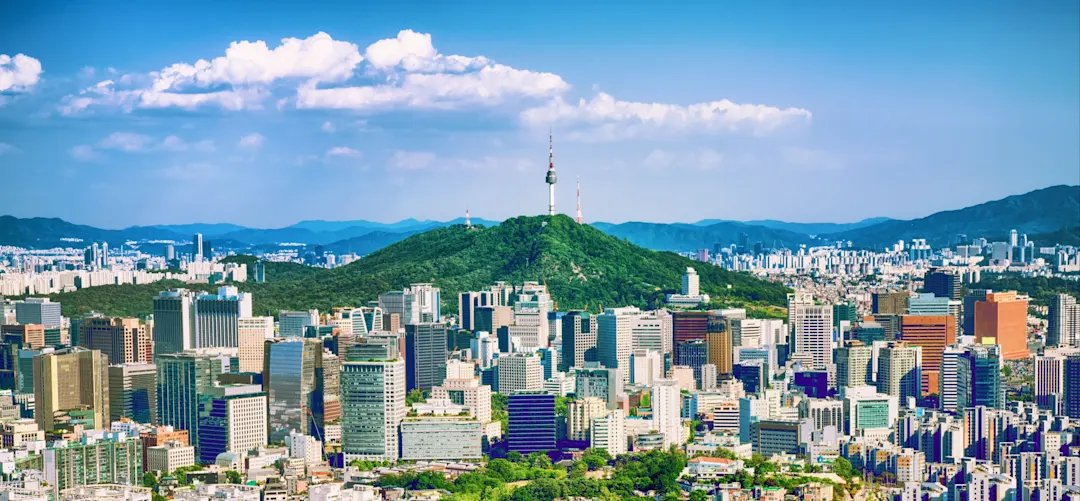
[108,362,157,424]
[833,303,858,334]
[835,341,874,388]
[1064,354,1080,419]
[459,292,480,331]
[192,233,204,261]
[924,269,961,300]
[1048,294,1080,348]
[872,292,910,315]
[340,352,406,461]
[788,292,833,370]
[278,310,318,338]
[700,363,717,390]
[682,267,700,296]
[379,290,418,326]
[876,341,922,403]
[2,324,45,349]
[432,377,492,425]
[15,298,62,329]
[575,367,623,409]
[597,307,635,383]
[1034,348,1075,414]
[153,289,196,355]
[507,392,555,454]
[237,316,273,373]
[675,339,708,385]
[34,347,110,432]
[908,293,951,316]
[80,317,153,365]
[590,409,627,457]
[899,315,956,396]
[360,306,384,334]
[561,311,597,371]
[495,353,544,393]
[939,345,970,413]
[963,289,992,336]
[652,379,682,448]
[672,311,710,362]
[473,306,512,338]
[405,323,448,392]
[409,283,441,323]
[156,350,227,440]
[706,316,733,376]
[974,291,1029,360]
[194,286,252,348]
[631,309,670,354]
[197,383,268,464]
[960,343,1004,409]
[567,396,607,441]
[263,338,322,443]
[629,349,664,386]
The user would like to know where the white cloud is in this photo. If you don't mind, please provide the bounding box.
[388,150,437,170]
[326,146,361,158]
[0,143,19,155]
[70,145,101,162]
[643,148,724,171]
[522,92,812,140]
[98,132,154,152]
[363,29,488,73]
[321,121,335,133]
[238,133,265,150]
[0,54,42,93]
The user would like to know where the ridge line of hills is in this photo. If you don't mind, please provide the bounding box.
[0,185,1076,252]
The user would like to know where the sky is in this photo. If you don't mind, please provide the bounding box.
[1,1,1078,229]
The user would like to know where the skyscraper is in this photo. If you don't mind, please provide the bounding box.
[872,292,909,316]
[405,323,448,392]
[1064,354,1080,419]
[899,315,956,396]
[340,351,406,461]
[652,379,682,447]
[597,307,635,383]
[108,362,157,424]
[153,289,196,355]
[788,292,833,370]
[567,396,607,441]
[263,338,321,443]
[939,345,970,413]
[156,350,227,440]
[675,339,708,385]
[508,391,555,454]
[962,289,992,336]
[192,233,203,261]
[629,349,663,386]
[34,347,110,432]
[237,316,273,373]
[80,317,153,365]
[707,314,733,376]
[907,293,951,316]
[495,353,543,393]
[876,341,922,403]
[561,311,597,371]
[974,291,1029,360]
[923,269,961,300]
[194,286,252,349]
[1047,294,1080,348]
[672,311,710,362]
[575,366,623,410]
[1034,348,1074,413]
[278,310,318,338]
[15,298,62,329]
[835,341,874,388]
[197,384,267,464]
[961,343,1004,409]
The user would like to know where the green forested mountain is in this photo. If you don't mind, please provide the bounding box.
[45,215,790,318]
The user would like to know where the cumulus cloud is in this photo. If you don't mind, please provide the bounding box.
[0,54,43,93]
[61,33,360,114]
[522,92,812,140]
[643,148,724,171]
[98,132,154,152]
[326,146,361,158]
[70,145,101,162]
[238,133,265,149]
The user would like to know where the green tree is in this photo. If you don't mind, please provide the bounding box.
[690,490,710,501]
[225,470,242,484]
[141,472,158,489]
[407,388,428,406]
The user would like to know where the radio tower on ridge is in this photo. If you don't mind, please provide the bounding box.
[465,208,471,228]
[545,130,557,216]
[575,176,583,224]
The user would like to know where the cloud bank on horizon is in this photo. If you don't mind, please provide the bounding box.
[1,3,1077,228]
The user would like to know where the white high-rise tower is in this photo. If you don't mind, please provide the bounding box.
[575,176,583,224]
[546,132,557,216]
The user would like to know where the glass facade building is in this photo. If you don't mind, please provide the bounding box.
[508,392,556,455]
[264,338,320,443]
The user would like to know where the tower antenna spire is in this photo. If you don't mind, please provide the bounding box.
[465,208,471,228]
[575,176,583,224]
[545,129,557,216]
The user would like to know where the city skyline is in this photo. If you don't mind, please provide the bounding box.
[2,2,1078,227]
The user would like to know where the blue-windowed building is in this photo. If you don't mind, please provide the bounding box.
[508,391,556,454]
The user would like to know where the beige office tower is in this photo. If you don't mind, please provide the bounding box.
[80,316,153,364]
[34,347,110,432]
[876,341,923,404]
[567,397,607,441]
[787,292,834,370]
[108,362,157,424]
[237,316,274,373]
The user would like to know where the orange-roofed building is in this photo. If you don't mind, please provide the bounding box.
[974,291,1029,360]
[900,315,956,397]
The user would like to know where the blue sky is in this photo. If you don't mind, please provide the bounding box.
[1,1,1077,228]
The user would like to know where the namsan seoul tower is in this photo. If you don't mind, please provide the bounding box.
[545,131,557,216]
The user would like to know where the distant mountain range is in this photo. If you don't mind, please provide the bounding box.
[1,185,1076,253]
